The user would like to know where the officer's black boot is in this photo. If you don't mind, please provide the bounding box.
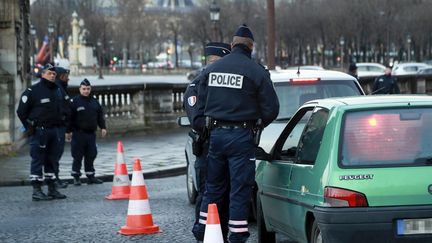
[54,177,68,189]
[73,176,82,186]
[87,175,103,184]
[47,182,67,199]
[32,183,53,201]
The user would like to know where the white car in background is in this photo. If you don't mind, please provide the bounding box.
[356,62,386,78]
[392,62,430,75]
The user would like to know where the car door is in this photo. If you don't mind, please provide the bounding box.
[260,107,314,237]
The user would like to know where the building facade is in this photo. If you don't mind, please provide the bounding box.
[0,0,31,154]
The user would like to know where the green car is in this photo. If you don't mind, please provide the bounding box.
[256,95,432,243]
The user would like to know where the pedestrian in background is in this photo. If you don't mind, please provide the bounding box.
[192,24,279,243]
[16,63,68,201]
[372,66,400,94]
[348,62,358,80]
[67,79,106,186]
[53,66,71,189]
[184,42,231,241]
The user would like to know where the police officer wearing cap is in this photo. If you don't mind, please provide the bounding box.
[67,79,107,185]
[184,42,231,241]
[53,66,71,188]
[17,63,68,201]
[193,24,279,243]
[372,66,400,94]
[348,62,358,80]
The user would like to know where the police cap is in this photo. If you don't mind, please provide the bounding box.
[205,42,231,57]
[233,24,254,41]
[55,67,70,75]
[80,78,91,86]
[349,62,357,71]
[42,63,56,72]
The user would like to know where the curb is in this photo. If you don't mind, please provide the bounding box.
[0,164,186,187]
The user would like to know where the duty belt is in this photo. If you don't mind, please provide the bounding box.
[213,120,255,129]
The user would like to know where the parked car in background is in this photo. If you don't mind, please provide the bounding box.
[256,95,432,243]
[392,62,430,75]
[179,69,365,205]
[417,67,432,75]
[356,62,386,78]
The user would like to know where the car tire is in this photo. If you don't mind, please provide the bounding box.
[257,193,275,243]
[310,220,323,243]
[186,154,197,204]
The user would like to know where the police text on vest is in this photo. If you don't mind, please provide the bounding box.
[208,73,243,89]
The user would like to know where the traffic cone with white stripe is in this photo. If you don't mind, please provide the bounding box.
[106,141,131,200]
[203,203,224,243]
[119,159,161,235]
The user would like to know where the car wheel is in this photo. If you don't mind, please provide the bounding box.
[186,154,197,204]
[310,220,323,243]
[257,193,275,243]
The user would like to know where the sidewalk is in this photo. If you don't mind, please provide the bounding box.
[0,127,190,186]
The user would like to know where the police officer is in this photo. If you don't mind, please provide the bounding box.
[67,79,106,185]
[184,42,231,241]
[372,66,400,94]
[192,24,279,243]
[348,62,358,80]
[53,66,71,188]
[16,63,68,201]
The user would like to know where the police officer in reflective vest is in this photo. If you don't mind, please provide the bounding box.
[53,66,71,188]
[193,24,279,243]
[16,63,68,201]
[67,79,106,185]
[184,42,231,241]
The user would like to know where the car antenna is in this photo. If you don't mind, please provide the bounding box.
[297,41,301,76]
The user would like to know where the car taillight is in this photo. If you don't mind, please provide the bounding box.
[324,187,368,207]
[289,77,320,83]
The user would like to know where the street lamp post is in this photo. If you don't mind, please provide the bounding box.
[209,0,220,41]
[48,22,54,64]
[97,40,103,79]
[340,36,345,71]
[407,35,412,62]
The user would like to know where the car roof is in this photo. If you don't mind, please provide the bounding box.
[304,95,432,110]
[393,62,429,67]
[356,62,386,67]
[270,69,357,83]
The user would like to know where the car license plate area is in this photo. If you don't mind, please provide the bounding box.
[397,218,432,235]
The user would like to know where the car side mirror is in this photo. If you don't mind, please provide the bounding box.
[256,146,272,161]
[177,116,191,127]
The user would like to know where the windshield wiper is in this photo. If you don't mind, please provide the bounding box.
[275,117,291,122]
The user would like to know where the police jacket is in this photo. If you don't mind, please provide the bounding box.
[196,44,279,128]
[68,95,106,133]
[17,78,69,129]
[184,71,207,133]
[372,74,400,94]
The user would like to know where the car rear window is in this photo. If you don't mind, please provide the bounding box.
[340,108,432,167]
[275,80,361,120]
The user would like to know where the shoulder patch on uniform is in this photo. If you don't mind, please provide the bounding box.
[21,95,28,103]
[208,72,243,89]
[188,96,197,107]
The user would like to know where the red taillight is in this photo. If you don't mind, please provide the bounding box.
[289,77,320,83]
[324,187,368,207]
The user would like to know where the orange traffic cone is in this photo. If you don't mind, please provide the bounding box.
[203,204,224,243]
[119,159,161,235]
[106,141,131,200]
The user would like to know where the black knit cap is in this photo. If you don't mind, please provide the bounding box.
[233,24,254,41]
[80,78,91,86]
[204,42,231,57]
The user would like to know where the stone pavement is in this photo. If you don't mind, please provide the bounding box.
[0,127,190,186]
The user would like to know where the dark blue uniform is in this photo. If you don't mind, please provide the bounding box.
[16,78,69,185]
[68,94,106,179]
[372,74,400,94]
[54,69,71,183]
[193,44,279,243]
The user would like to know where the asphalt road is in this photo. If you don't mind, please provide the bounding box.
[0,175,293,242]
